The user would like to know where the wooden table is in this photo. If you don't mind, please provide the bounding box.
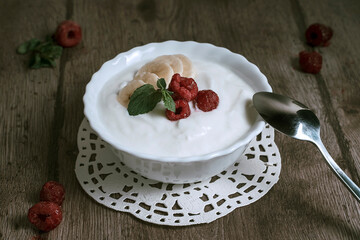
[1,0,360,239]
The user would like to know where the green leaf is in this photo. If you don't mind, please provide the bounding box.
[156,78,166,90]
[50,45,63,58]
[29,53,42,69]
[40,45,62,60]
[45,35,53,42]
[47,58,56,67]
[162,90,175,112]
[28,39,41,51]
[17,43,28,54]
[17,37,62,69]
[40,58,56,68]
[29,54,56,69]
[127,84,163,116]
[17,38,40,54]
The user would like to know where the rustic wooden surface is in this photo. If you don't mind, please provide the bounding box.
[1,0,360,239]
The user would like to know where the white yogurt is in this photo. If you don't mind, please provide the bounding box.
[98,60,257,158]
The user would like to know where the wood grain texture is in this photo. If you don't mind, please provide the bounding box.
[0,0,359,239]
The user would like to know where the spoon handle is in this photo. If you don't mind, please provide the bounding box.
[314,140,360,202]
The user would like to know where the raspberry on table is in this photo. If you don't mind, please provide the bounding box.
[305,23,333,47]
[54,20,82,47]
[195,90,219,112]
[166,99,191,121]
[40,181,65,206]
[168,73,198,102]
[299,51,322,74]
[28,201,62,232]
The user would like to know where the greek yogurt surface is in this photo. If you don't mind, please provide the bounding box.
[98,60,257,158]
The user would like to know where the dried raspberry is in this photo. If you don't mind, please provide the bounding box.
[170,92,182,101]
[166,99,191,121]
[299,51,322,74]
[168,74,198,101]
[28,201,62,232]
[195,90,219,112]
[54,20,82,47]
[40,181,65,206]
[305,23,333,47]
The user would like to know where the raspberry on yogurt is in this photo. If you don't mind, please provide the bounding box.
[166,99,191,121]
[168,73,198,102]
[195,90,219,112]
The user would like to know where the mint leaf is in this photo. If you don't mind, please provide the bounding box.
[17,43,29,54]
[127,78,176,116]
[162,89,175,112]
[17,39,41,54]
[157,78,175,111]
[17,37,63,69]
[37,41,62,59]
[29,53,55,69]
[28,39,41,51]
[157,78,166,89]
[29,53,42,69]
[47,58,56,67]
[128,84,162,116]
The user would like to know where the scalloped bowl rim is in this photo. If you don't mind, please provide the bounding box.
[83,40,272,163]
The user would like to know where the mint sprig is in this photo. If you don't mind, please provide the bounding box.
[128,78,176,116]
[17,36,63,69]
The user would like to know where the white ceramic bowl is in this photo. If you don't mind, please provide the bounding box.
[83,41,272,184]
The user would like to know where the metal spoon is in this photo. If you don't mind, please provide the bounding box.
[253,91,360,202]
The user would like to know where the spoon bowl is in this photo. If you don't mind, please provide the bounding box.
[253,92,360,202]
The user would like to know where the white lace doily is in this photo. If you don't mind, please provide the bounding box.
[75,118,281,226]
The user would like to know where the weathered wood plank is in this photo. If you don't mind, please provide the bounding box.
[212,0,360,239]
[0,0,67,239]
[299,0,360,187]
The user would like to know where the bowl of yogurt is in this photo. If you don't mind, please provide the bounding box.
[83,41,272,183]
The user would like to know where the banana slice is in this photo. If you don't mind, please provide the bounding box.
[135,61,174,85]
[154,55,183,75]
[134,72,159,88]
[117,80,145,107]
[174,54,194,77]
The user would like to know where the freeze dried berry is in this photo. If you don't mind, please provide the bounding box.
[168,74,198,102]
[305,23,333,47]
[195,90,219,112]
[54,20,82,47]
[170,93,181,101]
[40,181,65,206]
[299,51,322,74]
[28,201,62,232]
[166,99,191,121]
